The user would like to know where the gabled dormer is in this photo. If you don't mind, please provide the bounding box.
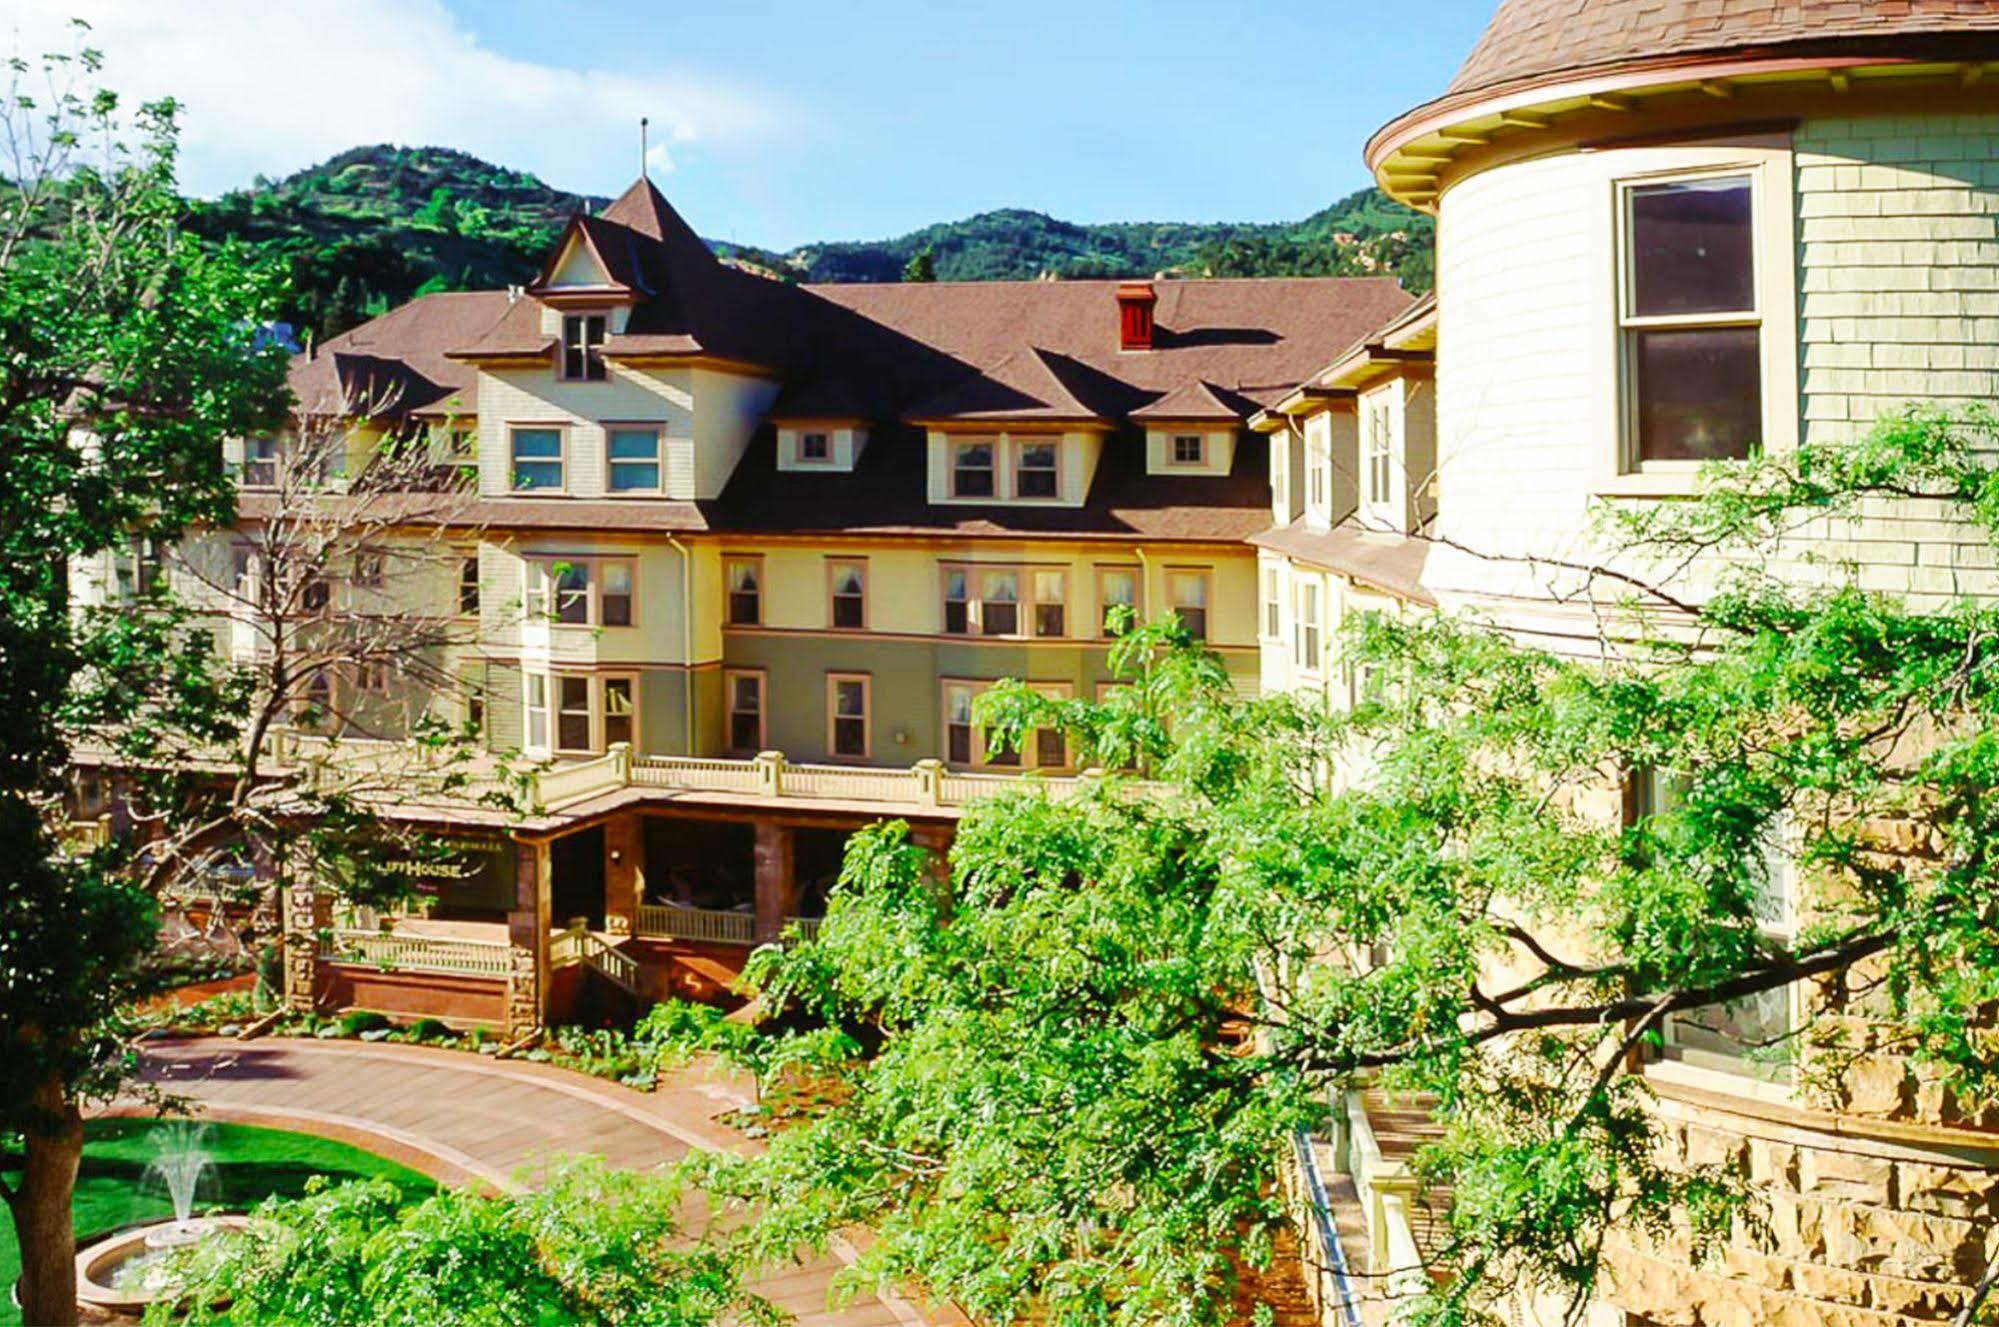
[1130,380,1248,478]
[908,349,1116,507]
[1317,295,1436,536]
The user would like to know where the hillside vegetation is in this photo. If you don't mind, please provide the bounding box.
[195,144,1434,341]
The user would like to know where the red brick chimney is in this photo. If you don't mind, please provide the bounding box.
[1116,282,1157,351]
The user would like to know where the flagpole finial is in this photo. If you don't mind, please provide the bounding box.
[640,116,650,180]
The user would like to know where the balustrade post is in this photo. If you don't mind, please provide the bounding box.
[754,750,785,798]
[913,757,944,806]
[608,741,633,786]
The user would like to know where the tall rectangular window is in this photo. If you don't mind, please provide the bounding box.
[242,437,279,488]
[1622,174,1760,464]
[943,567,971,635]
[829,560,867,630]
[602,677,635,748]
[1364,396,1394,515]
[553,562,590,625]
[979,569,1019,637]
[1295,581,1322,671]
[1015,440,1059,498]
[510,428,564,491]
[557,675,593,752]
[601,562,633,627]
[1262,566,1281,640]
[944,683,976,765]
[1032,569,1066,638]
[525,674,550,750]
[952,440,996,498]
[828,674,870,759]
[726,671,765,753]
[458,554,481,616]
[725,558,761,626]
[562,314,607,381]
[606,427,661,492]
[1098,567,1137,636]
[1169,570,1209,641]
[352,549,385,589]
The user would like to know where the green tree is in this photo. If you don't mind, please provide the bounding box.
[0,35,289,1324]
[900,245,937,283]
[155,1159,773,1327]
[704,407,1999,1325]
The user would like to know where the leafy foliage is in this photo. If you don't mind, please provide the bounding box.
[154,1159,771,1327]
[686,409,1999,1325]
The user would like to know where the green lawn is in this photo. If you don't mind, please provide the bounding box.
[1,1117,436,1325]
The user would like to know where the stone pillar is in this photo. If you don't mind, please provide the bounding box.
[505,839,552,1039]
[752,821,797,943]
[281,883,329,1013]
[603,813,642,938]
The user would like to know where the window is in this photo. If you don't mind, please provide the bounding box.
[1171,433,1206,466]
[603,677,635,748]
[1634,768,1798,1081]
[1035,726,1069,770]
[829,560,867,630]
[944,683,977,765]
[944,680,1070,769]
[458,555,480,616]
[1621,174,1760,465]
[606,427,662,492]
[1015,440,1059,498]
[562,314,607,381]
[557,676,593,752]
[725,558,762,626]
[799,431,831,463]
[1307,457,1327,511]
[242,437,278,488]
[444,428,477,465]
[951,439,996,498]
[232,546,256,599]
[299,570,330,614]
[352,549,385,589]
[1032,569,1066,638]
[526,674,550,750]
[528,558,634,628]
[1272,440,1290,513]
[1263,566,1281,640]
[354,659,390,697]
[979,569,1019,637]
[553,562,590,625]
[301,669,335,729]
[461,668,485,737]
[726,671,765,753]
[602,562,633,627]
[943,568,971,634]
[1169,570,1209,641]
[1364,395,1394,516]
[828,674,870,759]
[511,427,564,491]
[1098,567,1138,636]
[1295,581,1322,672]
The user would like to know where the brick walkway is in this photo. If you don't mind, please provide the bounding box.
[117,1036,958,1327]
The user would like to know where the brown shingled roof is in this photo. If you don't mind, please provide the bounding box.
[1130,379,1253,423]
[1446,0,1999,102]
[289,291,514,418]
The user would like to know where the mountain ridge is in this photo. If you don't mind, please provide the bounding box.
[191,144,1433,340]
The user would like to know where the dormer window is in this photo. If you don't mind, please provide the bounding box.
[1015,440,1059,499]
[1171,434,1205,466]
[951,440,996,498]
[561,314,607,381]
[800,431,831,462]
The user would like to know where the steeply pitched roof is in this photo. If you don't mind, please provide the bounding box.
[1447,0,1999,102]
[1130,379,1253,423]
[905,347,1130,425]
[288,291,514,418]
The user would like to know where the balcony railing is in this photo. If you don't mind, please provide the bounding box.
[534,745,1155,815]
[634,904,756,945]
[318,927,513,978]
[1342,1090,1431,1303]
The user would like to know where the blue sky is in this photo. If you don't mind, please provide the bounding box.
[19,0,1497,249]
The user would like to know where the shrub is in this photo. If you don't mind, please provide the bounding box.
[337,1009,389,1037]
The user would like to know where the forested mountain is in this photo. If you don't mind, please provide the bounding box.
[194,145,1434,342]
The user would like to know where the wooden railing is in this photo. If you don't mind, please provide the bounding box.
[533,745,1159,814]
[1343,1090,1430,1302]
[549,921,641,993]
[319,928,512,978]
[635,904,756,945]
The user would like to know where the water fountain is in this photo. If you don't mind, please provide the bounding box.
[73,1121,249,1314]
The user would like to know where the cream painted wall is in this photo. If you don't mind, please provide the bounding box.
[475,361,776,502]
[924,430,1103,506]
[1143,427,1236,476]
[480,535,707,667]
[728,539,1258,649]
[1300,409,1358,532]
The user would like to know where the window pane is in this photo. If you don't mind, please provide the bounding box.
[954,443,995,497]
[1633,327,1761,462]
[607,429,658,460]
[555,564,591,624]
[513,430,561,458]
[835,680,866,717]
[1629,176,1754,317]
[1017,442,1058,498]
[1036,728,1068,768]
[732,676,762,712]
[512,430,562,491]
[610,463,659,491]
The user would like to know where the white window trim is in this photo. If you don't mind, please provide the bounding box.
[1359,388,1399,530]
[1591,141,1799,496]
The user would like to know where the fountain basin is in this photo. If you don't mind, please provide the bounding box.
[75,1214,249,1314]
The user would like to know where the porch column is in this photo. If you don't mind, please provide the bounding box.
[910,822,955,881]
[506,839,552,1039]
[604,813,642,937]
[753,821,797,943]
[281,882,330,1013]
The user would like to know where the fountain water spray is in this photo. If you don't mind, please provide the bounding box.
[143,1121,213,1250]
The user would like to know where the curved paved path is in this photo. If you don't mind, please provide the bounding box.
[111,1037,958,1327]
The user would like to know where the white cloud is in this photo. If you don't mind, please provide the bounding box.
[5,0,795,196]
